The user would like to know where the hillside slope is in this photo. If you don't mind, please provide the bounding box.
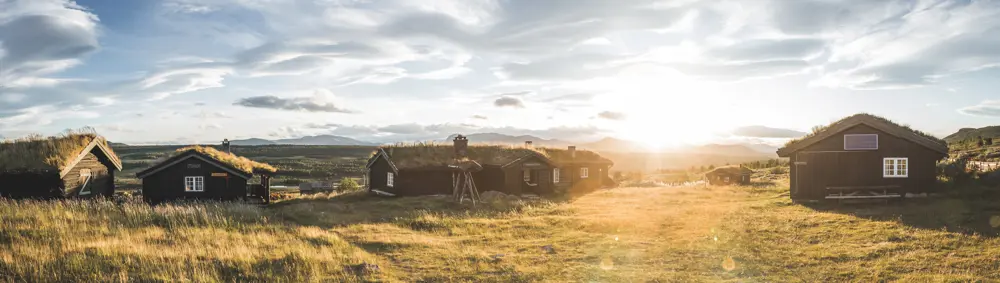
[945,126,1000,143]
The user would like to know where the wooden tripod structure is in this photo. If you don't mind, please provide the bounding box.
[451,170,480,204]
[449,159,483,205]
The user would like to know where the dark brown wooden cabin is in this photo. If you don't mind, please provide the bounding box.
[365,137,614,197]
[0,134,122,199]
[136,145,276,204]
[705,165,752,185]
[777,114,949,201]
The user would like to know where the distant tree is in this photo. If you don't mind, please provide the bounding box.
[978,136,986,147]
[708,165,716,170]
[987,138,994,146]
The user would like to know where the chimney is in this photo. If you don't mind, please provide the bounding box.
[525,141,533,148]
[568,146,576,159]
[454,135,469,158]
[222,138,231,153]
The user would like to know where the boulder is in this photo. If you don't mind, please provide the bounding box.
[479,191,508,202]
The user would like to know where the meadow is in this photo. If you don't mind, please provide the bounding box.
[4,177,1000,281]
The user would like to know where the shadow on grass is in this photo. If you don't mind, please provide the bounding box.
[802,197,1000,237]
[267,191,560,230]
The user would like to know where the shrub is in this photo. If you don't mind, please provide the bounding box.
[337,177,362,192]
[769,167,788,174]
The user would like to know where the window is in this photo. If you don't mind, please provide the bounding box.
[553,168,561,183]
[523,169,531,181]
[844,134,878,150]
[184,176,205,192]
[387,172,394,187]
[883,158,908,178]
[79,169,93,196]
[580,168,589,178]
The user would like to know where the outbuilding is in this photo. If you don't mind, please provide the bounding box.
[705,165,752,185]
[136,144,276,204]
[777,114,949,201]
[0,133,122,198]
[365,136,614,197]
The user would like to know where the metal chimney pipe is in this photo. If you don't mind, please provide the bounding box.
[222,138,231,153]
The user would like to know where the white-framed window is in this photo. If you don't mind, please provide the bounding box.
[883,158,908,178]
[387,172,394,187]
[553,168,561,183]
[523,169,531,181]
[580,167,589,178]
[844,134,878,150]
[184,176,205,192]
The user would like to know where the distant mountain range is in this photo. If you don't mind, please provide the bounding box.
[229,135,376,146]
[445,133,777,157]
[945,126,1000,143]
[445,133,572,147]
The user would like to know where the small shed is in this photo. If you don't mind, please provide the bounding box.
[705,165,752,185]
[136,145,276,204]
[0,134,122,198]
[777,114,949,201]
[365,136,614,197]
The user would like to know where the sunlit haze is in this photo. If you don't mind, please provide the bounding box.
[1,0,999,147]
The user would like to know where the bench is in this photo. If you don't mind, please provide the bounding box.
[825,185,902,202]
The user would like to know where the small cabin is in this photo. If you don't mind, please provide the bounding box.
[0,134,122,198]
[705,166,752,185]
[777,114,949,201]
[365,136,614,197]
[136,144,276,204]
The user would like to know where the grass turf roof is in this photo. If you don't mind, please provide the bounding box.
[380,143,612,170]
[174,146,277,174]
[784,113,947,147]
[706,165,752,175]
[0,133,118,172]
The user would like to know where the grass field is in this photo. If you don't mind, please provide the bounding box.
[3,180,1000,281]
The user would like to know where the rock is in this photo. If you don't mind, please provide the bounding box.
[490,254,505,262]
[504,194,522,202]
[345,262,380,275]
[480,191,508,202]
[541,245,556,254]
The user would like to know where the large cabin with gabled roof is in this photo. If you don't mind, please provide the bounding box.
[0,133,122,199]
[136,142,277,204]
[365,136,614,197]
[777,114,949,201]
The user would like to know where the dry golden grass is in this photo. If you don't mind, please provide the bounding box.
[0,132,116,171]
[785,113,946,147]
[5,180,1000,281]
[173,146,277,174]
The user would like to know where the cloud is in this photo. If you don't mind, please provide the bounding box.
[377,123,425,134]
[732,126,807,138]
[597,111,626,120]
[705,38,826,62]
[959,100,1000,117]
[234,95,354,113]
[0,1,100,81]
[471,115,488,120]
[298,121,609,143]
[494,96,525,108]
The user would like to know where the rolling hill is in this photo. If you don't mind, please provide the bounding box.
[945,126,1000,143]
[230,135,375,146]
[444,133,572,147]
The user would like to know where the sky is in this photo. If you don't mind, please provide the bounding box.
[1,0,999,147]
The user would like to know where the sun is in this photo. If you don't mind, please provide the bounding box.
[592,65,729,149]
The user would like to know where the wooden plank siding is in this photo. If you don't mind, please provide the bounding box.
[789,124,945,200]
[141,157,249,204]
[61,152,113,198]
